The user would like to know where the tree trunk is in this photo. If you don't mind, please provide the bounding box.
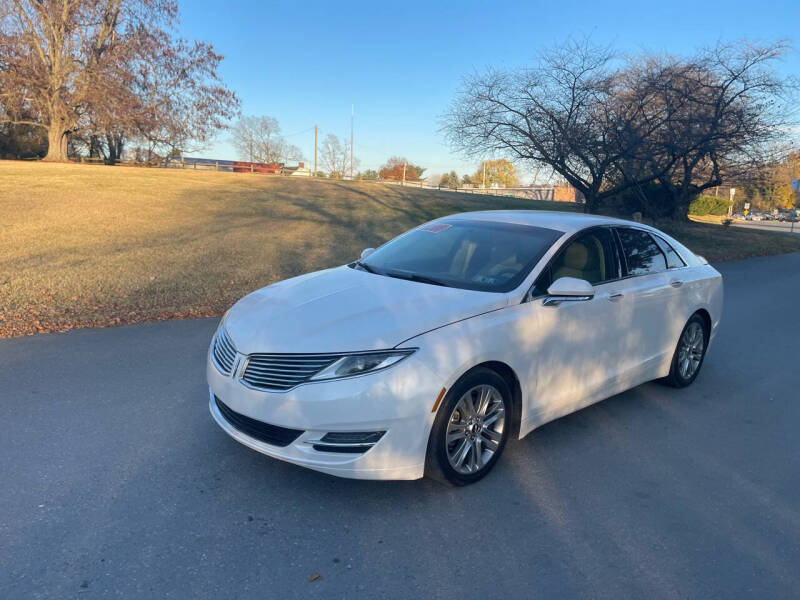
[43,120,69,161]
[582,192,598,214]
[674,191,694,221]
[106,133,124,165]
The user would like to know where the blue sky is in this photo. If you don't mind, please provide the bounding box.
[178,0,800,182]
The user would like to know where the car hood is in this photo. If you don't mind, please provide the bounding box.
[223,266,508,354]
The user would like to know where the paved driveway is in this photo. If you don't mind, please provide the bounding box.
[1,253,799,599]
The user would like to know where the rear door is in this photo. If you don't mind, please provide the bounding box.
[613,227,673,380]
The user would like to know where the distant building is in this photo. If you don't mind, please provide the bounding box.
[233,161,281,174]
[553,186,584,203]
[281,162,311,177]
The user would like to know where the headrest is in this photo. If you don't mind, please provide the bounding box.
[562,242,589,270]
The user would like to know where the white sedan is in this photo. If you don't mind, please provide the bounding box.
[207,211,723,485]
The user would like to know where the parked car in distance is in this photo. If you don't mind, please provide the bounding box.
[732,212,745,220]
[207,211,724,485]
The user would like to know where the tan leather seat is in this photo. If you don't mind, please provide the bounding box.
[552,241,590,281]
[552,238,604,283]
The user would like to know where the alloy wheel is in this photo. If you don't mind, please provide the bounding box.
[677,321,704,379]
[445,384,506,475]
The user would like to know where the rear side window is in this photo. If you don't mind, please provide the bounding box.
[652,235,686,269]
[616,228,667,276]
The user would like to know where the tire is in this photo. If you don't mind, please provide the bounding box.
[663,314,708,388]
[426,368,512,486]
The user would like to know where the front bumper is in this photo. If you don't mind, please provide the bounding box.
[207,350,441,480]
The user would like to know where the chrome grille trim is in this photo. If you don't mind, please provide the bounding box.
[242,353,344,391]
[211,328,237,375]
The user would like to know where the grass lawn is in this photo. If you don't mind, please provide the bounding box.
[2,160,799,337]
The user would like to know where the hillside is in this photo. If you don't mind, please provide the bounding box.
[0,162,555,336]
[2,161,798,337]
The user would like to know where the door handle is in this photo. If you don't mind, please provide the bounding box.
[608,293,624,302]
[670,279,684,288]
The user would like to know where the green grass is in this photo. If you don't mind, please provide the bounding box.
[2,160,799,337]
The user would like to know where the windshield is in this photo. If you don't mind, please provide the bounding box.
[358,219,562,292]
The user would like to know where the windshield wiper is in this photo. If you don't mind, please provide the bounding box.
[353,260,378,274]
[383,271,452,287]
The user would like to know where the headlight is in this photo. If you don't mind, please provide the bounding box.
[309,349,416,382]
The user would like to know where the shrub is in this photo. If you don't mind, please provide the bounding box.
[689,195,729,216]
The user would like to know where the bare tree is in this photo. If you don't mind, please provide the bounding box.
[442,38,795,218]
[648,42,794,217]
[0,0,239,162]
[442,39,672,212]
[230,116,302,164]
[319,133,354,178]
[1,1,158,160]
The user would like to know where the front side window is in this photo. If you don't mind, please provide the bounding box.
[530,228,620,297]
[360,220,562,293]
[616,228,667,276]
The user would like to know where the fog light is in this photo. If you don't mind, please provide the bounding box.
[308,431,386,453]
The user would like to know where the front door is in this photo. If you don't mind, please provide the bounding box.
[521,227,628,426]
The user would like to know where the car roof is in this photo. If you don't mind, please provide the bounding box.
[442,210,633,234]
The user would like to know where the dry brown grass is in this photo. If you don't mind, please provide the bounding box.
[0,161,558,336]
[2,160,799,337]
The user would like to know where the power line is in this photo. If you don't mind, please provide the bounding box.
[282,126,316,138]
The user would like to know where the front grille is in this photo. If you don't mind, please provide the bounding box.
[242,353,343,391]
[214,396,303,447]
[212,328,237,375]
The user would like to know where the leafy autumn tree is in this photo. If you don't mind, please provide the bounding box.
[357,169,379,180]
[744,150,800,210]
[379,156,425,181]
[473,159,517,188]
[439,170,460,189]
[0,0,238,162]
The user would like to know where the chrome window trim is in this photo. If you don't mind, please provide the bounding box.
[614,226,670,278]
[524,225,622,302]
[615,225,691,271]
[651,232,688,269]
[523,223,696,303]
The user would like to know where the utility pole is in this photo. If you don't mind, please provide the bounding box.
[482,162,486,189]
[350,105,354,180]
[313,125,318,177]
[402,160,407,185]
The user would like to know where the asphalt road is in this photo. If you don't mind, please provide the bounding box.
[2,253,799,600]
[731,219,800,234]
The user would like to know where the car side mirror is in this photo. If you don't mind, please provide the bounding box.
[360,248,375,260]
[543,277,595,306]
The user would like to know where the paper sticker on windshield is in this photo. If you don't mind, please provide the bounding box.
[419,223,451,233]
